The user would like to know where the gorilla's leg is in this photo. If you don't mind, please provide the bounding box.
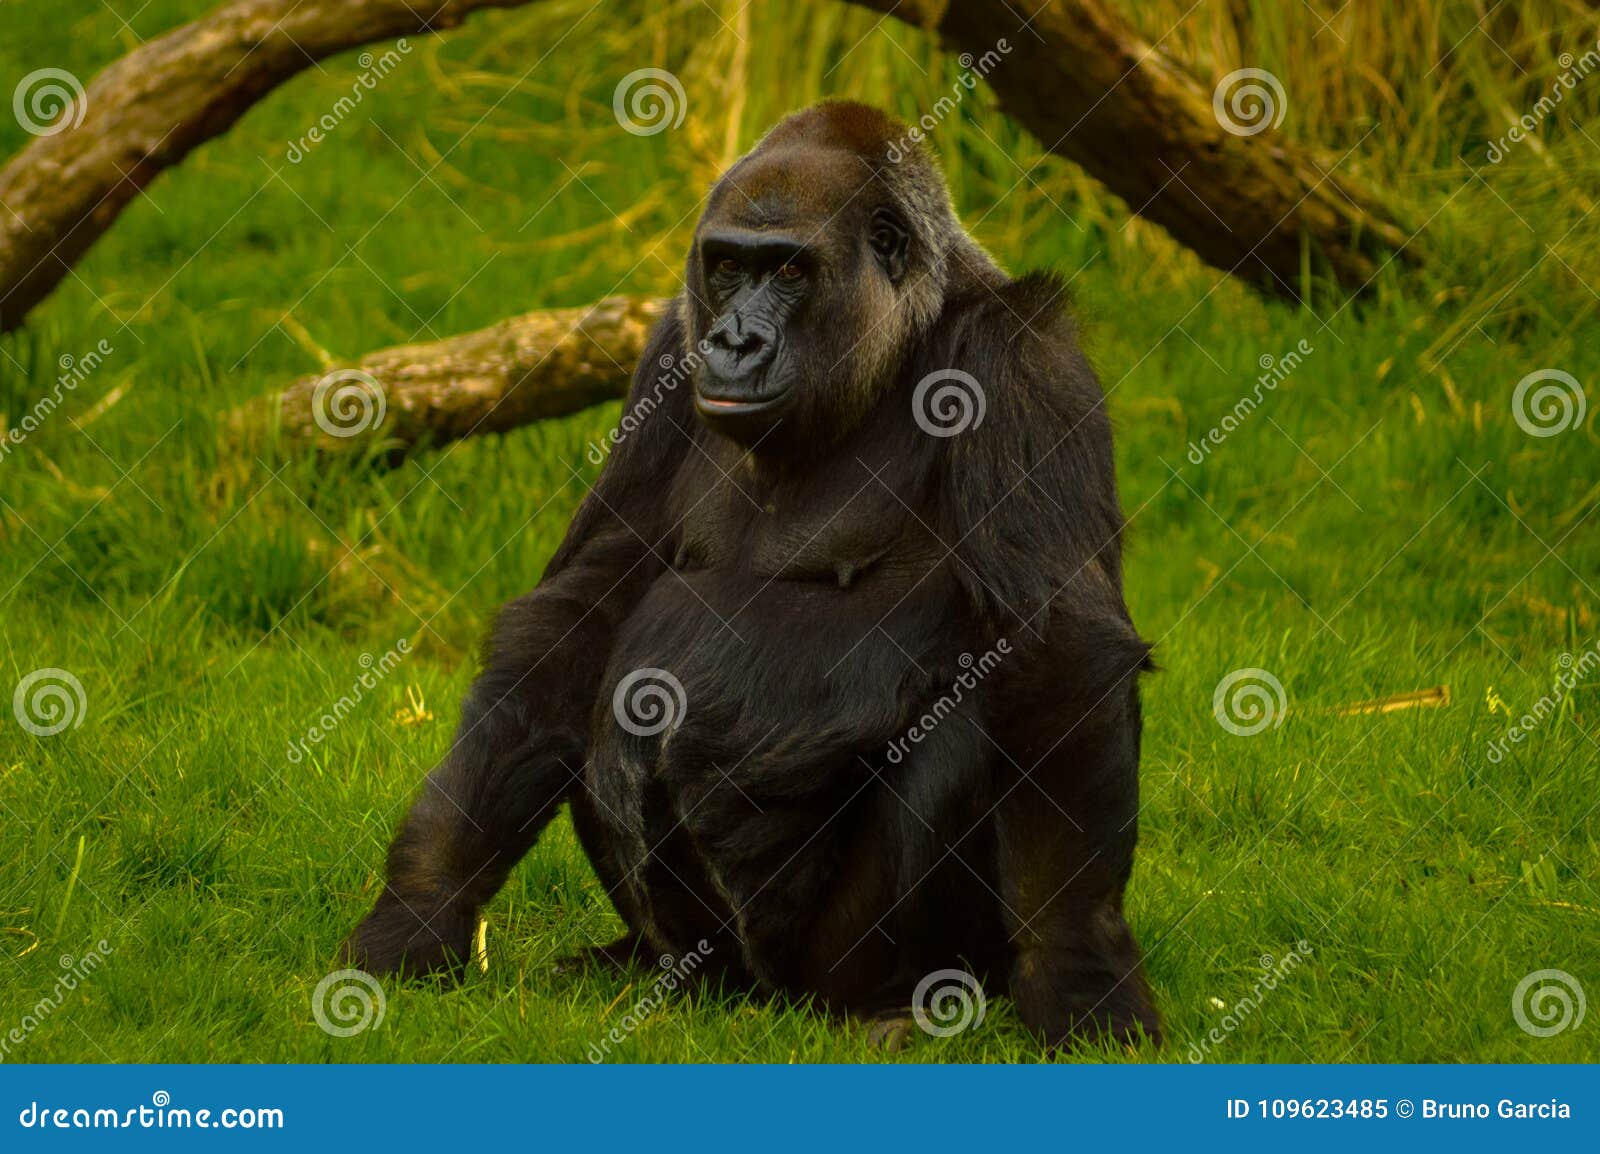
[341,657,584,977]
[343,526,658,977]
[994,677,1162,1048]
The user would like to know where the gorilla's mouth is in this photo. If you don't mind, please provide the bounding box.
[692,377,794,423]
[695,389,789,415]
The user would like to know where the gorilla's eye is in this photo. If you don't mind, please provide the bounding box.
[715,258,741,276]
[776,263,804,281]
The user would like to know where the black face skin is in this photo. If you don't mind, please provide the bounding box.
[680,123,930,457]
[691,208,911,446]
[343,102,1161,1052]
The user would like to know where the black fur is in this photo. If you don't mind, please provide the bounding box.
[342,102,1161,1048]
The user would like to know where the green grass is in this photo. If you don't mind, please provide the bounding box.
[1,0,1597,1063]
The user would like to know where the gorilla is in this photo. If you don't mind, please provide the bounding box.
[343,101,1160,1048]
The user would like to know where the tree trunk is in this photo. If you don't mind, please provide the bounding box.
[0,0,1415,334]
[235,295,667,455]
[0,0,536,332]
[865,0,1416,299]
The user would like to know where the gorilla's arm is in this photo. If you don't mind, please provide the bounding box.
[934,274,1162,1044]
[342,305,692,977]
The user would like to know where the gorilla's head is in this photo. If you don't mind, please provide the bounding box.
[682,102,996,453]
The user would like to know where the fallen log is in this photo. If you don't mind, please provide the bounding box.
[236,294,668,455]
[0,0,539,332]
[0,0,1417,335]
[866,0,1416,299]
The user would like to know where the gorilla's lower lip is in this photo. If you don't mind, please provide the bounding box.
[694,389,790,415]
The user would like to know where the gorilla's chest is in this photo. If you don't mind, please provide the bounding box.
[581,448,968,951]
[668,451,941,590]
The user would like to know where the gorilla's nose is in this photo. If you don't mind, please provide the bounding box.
[705,319,775,375]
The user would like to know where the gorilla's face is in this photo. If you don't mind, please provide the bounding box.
[686,148,912,452]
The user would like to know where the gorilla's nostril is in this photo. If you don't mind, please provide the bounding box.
[713,328,765,356]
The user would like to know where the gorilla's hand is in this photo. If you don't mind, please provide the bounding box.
[339,888,475,979]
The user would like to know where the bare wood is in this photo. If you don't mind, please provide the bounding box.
[0,0,1418,333]
[241,294,669,454]
[863,0,1416,299]
[0,0,536,332]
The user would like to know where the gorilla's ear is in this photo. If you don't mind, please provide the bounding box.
[869,207,909,283]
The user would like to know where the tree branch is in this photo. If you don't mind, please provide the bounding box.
[866,0,1416,299]
[0,0,537,332]
[236,294,668,455]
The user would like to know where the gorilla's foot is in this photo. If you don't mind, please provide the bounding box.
[339,889,475,980]
[553,933,646,976]
[866,1014,916,1053]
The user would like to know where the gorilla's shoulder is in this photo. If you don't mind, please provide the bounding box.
[928,269,1106,436]
[929,270,1126,623]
